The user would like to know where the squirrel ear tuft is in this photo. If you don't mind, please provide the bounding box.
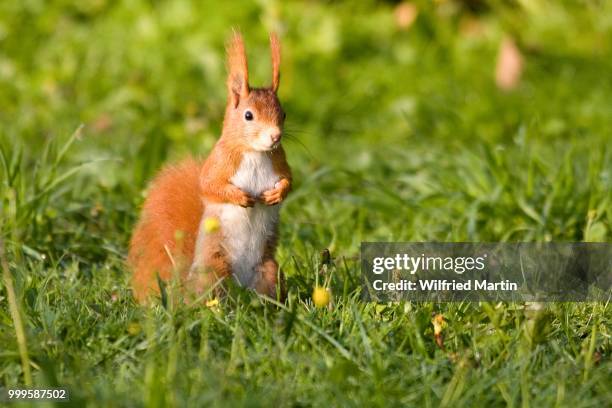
[270,32,280,93]
[227,30,249,107]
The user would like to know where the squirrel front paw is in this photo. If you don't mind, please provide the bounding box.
[236,191,256,207]
[261,179,290,206]
[261,188,283,205]
[226,185,255,207]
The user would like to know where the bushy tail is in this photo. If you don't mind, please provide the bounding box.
[128,159,203,302]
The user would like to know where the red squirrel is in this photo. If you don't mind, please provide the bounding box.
[128,32,291,303]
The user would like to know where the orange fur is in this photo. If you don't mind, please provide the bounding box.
[270,33,281,92]
[129,159,203,302]
[129,31,291,303]
[227,30,249,108]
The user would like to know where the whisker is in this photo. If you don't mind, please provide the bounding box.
[282,129,316,160]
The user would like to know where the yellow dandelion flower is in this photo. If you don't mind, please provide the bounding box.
[312,286,331,308]
[206,298,220,308]
[432,314,446,350]
[127,322,141,336]
[203,217,220,233]
[432,314,445,335]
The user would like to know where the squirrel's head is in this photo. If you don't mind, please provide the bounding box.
[223,31,285,152]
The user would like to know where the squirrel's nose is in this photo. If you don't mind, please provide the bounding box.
[270,130,281,144]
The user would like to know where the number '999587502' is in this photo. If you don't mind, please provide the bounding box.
[3,388,69,401]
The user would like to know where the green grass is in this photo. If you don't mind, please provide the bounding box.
[1,1,611,406]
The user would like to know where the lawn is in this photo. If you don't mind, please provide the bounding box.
[1,1,611,406]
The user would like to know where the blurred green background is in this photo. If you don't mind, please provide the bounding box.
[0,0,611,406]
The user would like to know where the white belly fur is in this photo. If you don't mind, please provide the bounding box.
[197,152,280,287]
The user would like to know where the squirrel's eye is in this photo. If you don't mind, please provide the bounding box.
[244,110,254,121]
